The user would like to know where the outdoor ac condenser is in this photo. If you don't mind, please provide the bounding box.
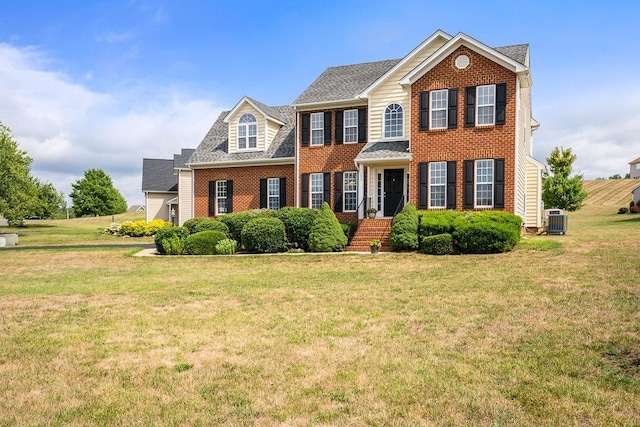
[546,214,568,235]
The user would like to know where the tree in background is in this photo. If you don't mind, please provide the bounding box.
[542,146,587,212]
[33,179,65,219]
[0,122,36,225]
[70,169,127,217]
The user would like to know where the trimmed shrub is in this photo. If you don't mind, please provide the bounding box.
[145,219,170,235]
[418,210,462,237]
[340,222,353,240]
[241,217,287,253]
[618,207,629,214]
[390,203,419,251]
[184,230,227,255]
[154,226,188,255]
[119,220,147,237]
[421,233,455,255]
[452,215,520,254]
[275,207,318,250]
[183,217,230,236]
[308,203,347,252]
[215,238,238,255]
[220,209,275,242]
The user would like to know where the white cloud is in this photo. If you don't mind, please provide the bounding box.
[0,43,223,206]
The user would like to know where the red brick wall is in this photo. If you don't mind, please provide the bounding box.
[193,164,295,217]
[299,108,366,222]
[410,46,517,212]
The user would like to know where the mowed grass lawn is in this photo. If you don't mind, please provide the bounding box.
[1,190,639,425]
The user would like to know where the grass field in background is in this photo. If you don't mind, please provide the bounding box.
[0,181,639,425]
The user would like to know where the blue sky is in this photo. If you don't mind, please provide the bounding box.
[1,0,639,206]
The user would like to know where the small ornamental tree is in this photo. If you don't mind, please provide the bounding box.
[390,203,419,251]
[308,202,347,252]
[542,146,587,212]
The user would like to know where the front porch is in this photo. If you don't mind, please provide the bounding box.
[346,218,393,252]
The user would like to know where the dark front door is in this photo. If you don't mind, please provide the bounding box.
[384,169,404,216]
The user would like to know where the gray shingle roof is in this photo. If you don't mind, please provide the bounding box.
[354,140,411,162]
[189,106,295,165]
[292,59,401,105]
[245,96,286,123]
[174,148,195,169]
[141,158,178,192]
[494,44,529,66]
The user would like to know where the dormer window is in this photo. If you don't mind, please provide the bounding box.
[384,103,404,138]
[238,113,257,150]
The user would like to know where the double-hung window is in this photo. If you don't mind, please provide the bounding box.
[311,113,324,146]
[344,110,358,143]
[384,103,403,138]
[238,113,257,150]
[267,178,280,210]
[476,85,495,126]
[310,173,324,209]
[429,162,446,208]
[430,90,448,129]
[216,180,228,214]
[343,171,357,212]
[475,159,494,207]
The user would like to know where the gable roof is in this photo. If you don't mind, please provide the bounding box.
[141,158,178,192]
[224,96,286,125]
[629,157,640,165]
[188,105,295,166]
[174,148,195,169]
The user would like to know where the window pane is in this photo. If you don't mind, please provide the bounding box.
[476,85,495,125]
[311,113,324,145]
[475,160,494,207]
[216,181,227,214]
[310,173,323,209]
[429,162,446,208]
[384,104,403,138]
[344,110,358,143]
[343,171,357,211]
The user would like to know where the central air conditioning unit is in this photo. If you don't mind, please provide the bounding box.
[545,213,568,235]
[544,209,563,216]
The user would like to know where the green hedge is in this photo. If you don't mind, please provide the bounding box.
[184,230,227,255]
[418,210,461,237]
[275,207,318,251]
[308,203,347,252]
[421,233,455,255]
[241,217,288,253]
[183,217,230,236]
[451,212,521,254]
[390,203,419,251]
[154,226,188,255]
[220,209,276,243]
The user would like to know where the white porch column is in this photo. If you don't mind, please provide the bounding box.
[358,163,365,220]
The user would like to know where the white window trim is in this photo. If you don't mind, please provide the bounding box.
[216,180,227,215]
[237,113,258,151]
[344,109,358,144]
[430,90,448,130]
[343,171,357,212]
[267,178,280,210]
[474,159,494,208]
[383,103,404,139]
[428,162,447,208]
[310,173,324,209]
[311,113,324,146]
[476,85,496,127]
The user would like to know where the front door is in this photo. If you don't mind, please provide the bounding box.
[383,169,404,217]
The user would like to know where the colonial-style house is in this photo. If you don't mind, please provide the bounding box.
[143,29,544,241]
[629,157,640,179]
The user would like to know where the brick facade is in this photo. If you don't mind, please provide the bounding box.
[193,164,295,217]
[409,46,517,212]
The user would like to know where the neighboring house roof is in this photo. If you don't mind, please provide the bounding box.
[355,140,411,163]
[141,158,178,192]
[174,148,195,169]
[189,105,295,166]
[629,157,640,164]
[292,59,401,106]
[128,205,145,212]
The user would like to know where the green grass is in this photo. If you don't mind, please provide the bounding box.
[0,192,639,425]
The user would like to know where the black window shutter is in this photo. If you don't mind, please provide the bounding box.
[463,160,474,209]
[324,112,332,145]
[358,109,366,143]
[448,89,458,129]
[208,181,216,216]
[465,86,476,127]
[323,173,331,204]
[419,91,429,130]
[279,177,287,207]
[227,180,233,213]
[418,162,428,209]
[301,113,310,147]
[494,159,505,208]
[446,161,457,209]
[259,178,267,209]
[301,174,309,208]
[334,172,343,212]
[495,83,507,125]
[335,111,343,144]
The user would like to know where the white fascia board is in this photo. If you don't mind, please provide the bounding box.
[358,29,453,99]
[354,157,412,167]
[187,157,295,169]
[223,96,285,126]
[292,98,367,111]
[400,32,528,85]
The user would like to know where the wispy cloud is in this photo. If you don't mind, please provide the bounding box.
[96,31,135,43]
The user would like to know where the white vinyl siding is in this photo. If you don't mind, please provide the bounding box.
[475,160,494,207]
[267,178,280,210]
[177,170,193,225]
[310,173,324,209]
[344,110,358,143]
[343,171,357,212]
[311,113,324,146]
[430,90,448,129]
[429,162,446,208]
[228,104,264,152]
[476,85,495,126]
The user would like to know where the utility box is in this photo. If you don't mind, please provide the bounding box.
[546,214,568,235]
